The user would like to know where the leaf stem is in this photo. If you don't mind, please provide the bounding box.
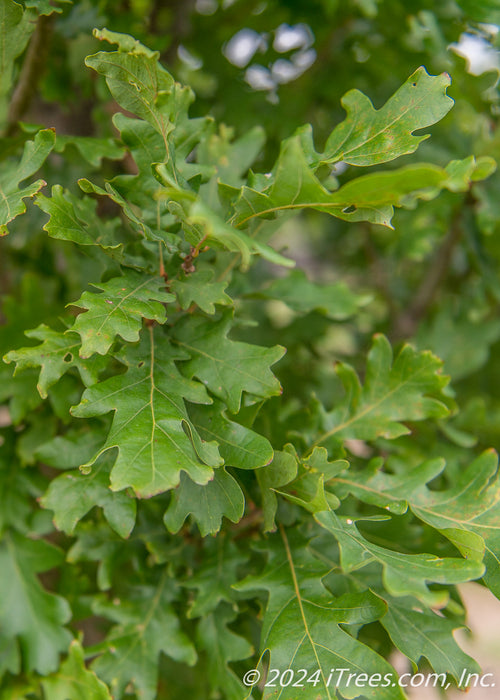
[158,241,165,278]
[279,523,333,699]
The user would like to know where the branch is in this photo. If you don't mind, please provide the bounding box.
[391,210,462,341]
[6,13,54,136]
[159,0,196,67]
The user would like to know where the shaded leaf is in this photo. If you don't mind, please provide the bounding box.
[41,455,137,537]
[278,447,348,513]
[77,176,170,243]
[90,579,197,700]
[418,306,500,381]
[189,400,273,470]
[174,312,285,413]
[164,468,244,536]
[184,538,247,618]
[0,129,55,234]
[197,607,253,700]
[54,135,125,167]
[456,0,500,22]
[0,440,40,533]
[24,0,69,14]
[66,522,130,592]
[170,269,232,314]
[35,427,107,469]
[257,269,370,319]
[257,445,298,532]
[197,124,266,186]
[35,185,122,249]
[186,198,295,269]
[0,532,71,675]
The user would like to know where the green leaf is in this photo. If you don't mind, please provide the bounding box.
[70,270,174,357]
[24,0,69,14]
[4,325,106,398]
[456,0,500,22]
[90,578,197,700]
[35,185,122,249]
[170,270,232,314]
[184,538,247,617]
[186,198,295,269]
[0,439,40,533]
[196,607,253,700]
[85,29,177,143]
[315,510,484,606]
[0,368,43,425]
[41,455,137,537]
[35,428,107,469]
[197,124,266,186]
[77,176,171,243]
[174,312,285,413]
[229,137,393,228]
[0,532,71,674]
[189,400,273,470]
[71,329,222,497]
[66,522,131,592]
[278,447,348,513]
[444,155,496,192]
[312,334,450,447]
[327,456,432,515]
[92,27,159,57]
[257,269,370,319]
[164,468,244,536]
[230,137,469,229]
[403,450,500,597]
[257,445,298,532]
[380,596,480,681]
[54,135,125,167]
[113,113,167,172]
[418,307,500,381]
[0,129,55,234]
[0,0,34,125]
[41,640,112,700]
[328,451,500,593]
[321,67,454,166]
[235,532,403,700]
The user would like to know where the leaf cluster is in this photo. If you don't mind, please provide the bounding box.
[1,2,500,699]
